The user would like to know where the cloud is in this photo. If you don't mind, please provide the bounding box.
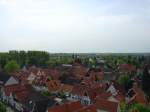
[0,0,150,52]
[0,0,16,7]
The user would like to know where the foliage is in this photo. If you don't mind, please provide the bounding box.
[141,65,150,99]
[41,90,51,96]
[88,58,96,68]
[0,102,6,112]
[118,74,130,91]
[47,56,73,67]
[57,92,67,99]
[0,53,10,68]
[120,101,127,112]
[0,51,148,70]
[4,60,20,73]
[0,50,50,68]
[129,103,150,112]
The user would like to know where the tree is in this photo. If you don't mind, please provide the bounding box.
[129,103,150,112]
[4,60,20,73]
[0,53,10,68]
[41,90,51,97]
[0,102,6,112]
[27,51,49,67]
[120,101,127,112]
[141,65,150,100]
[118,74,130,91]
[19,50,27,67]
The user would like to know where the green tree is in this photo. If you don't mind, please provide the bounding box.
[129,103,150,112]
[141,65,150,101]
[120,101,127,112]
[118,74,130,91]
[41,90,51,97]
[0,102,6,112]
[4,60,20,73]
[0,53,10,68]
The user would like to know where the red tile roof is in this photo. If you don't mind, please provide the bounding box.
[48,101,83,112]
[46,80,61,92]
[4,84,29,103]
[13,86,29,103]
[13,68,60,86]
[48,99,119,112]
[128,87,146,106]
[76,105,97,112]
[71,83,104,100]
[118,64,136,73]
[96,92,112,100]
[95,99,119,112]
[70,65,87,78]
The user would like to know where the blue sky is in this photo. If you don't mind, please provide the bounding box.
[0,0,150,53]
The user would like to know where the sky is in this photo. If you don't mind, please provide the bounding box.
[0,0,150,53]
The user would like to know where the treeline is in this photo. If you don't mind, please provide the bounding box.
[0,51,149,70]
[0,50,50,68]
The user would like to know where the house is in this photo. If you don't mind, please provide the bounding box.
[13,71,30,85]
[47,101,83,112]
[13,68,60,89]
[95,91,121,112]
[12,86,29,111]
[1,84,19,104]
[48,98,120,112]
[70,85,91,105]
[126,82,146,106]
[70,83,104,105]
[107,83,118,96]
[14,86,56,112]
[95,99,120,112]
[87,68,104,82]
[0,72,19,102]
[76,105,97,112]
[118,64,136,73]
[1,84,28,111]
[60,75,81,85]
[46,80,73,96]
[46,80,61,93]
[0,72,19,86]
[60,84,73,96]
[106,82,125,103]
[70,64,87,79]
[27,72,36,84]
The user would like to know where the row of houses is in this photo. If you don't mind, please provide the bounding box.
[0,62,147,112]
[0,72,56,112]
